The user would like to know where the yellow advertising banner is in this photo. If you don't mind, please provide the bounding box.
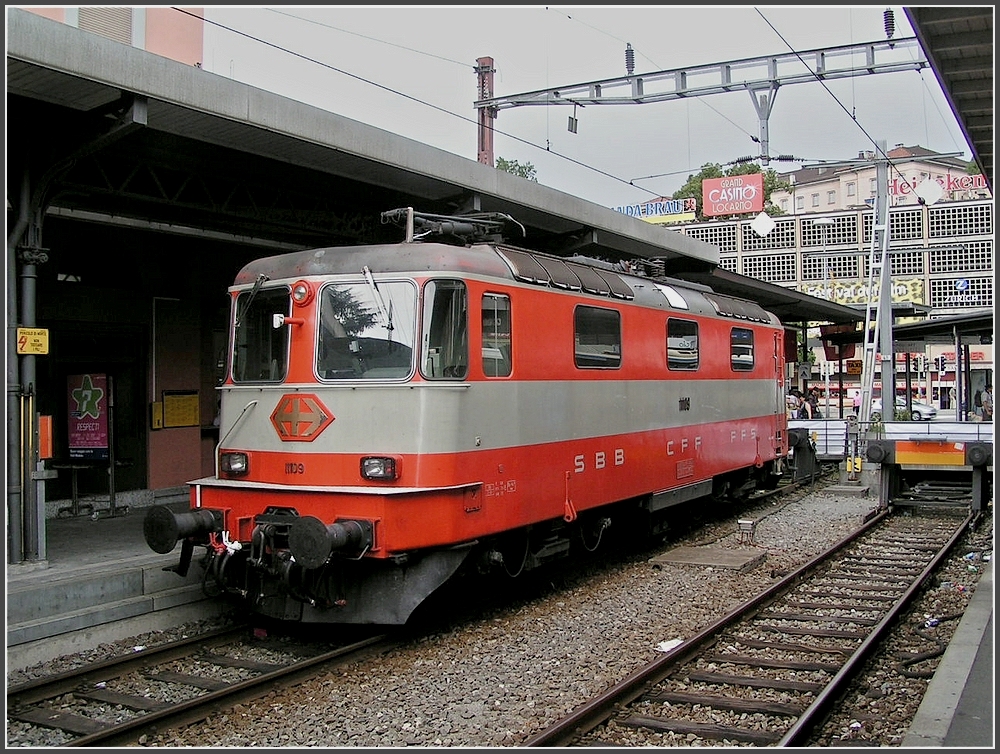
[799,277,925,306]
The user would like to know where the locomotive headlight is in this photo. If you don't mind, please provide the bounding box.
[291,280,314,307]
[361,456,399,480]
[220,451,249,476]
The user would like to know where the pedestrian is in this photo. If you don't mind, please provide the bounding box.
[807,387,821,419]
[787,388,803,419]
[973,388,983,418]
[852,389,862,415]
[981,384,993,422]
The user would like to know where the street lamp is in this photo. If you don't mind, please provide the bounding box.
[815,217,835,418]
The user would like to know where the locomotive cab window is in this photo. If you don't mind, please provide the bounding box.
[317,280,416,380]
[574,306,621,369]
[482,293,511,377]
[667,318,699,371]
[233,287,290,382]
[730,327,755,371]
[421,280,468,379]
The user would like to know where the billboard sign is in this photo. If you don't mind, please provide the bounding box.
[613,197,697,225]
[702,173,764,217]
[67,373,109,460]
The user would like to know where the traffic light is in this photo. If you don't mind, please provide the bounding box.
[935,356,946,372]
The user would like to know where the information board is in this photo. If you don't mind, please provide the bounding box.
[162,390,200,428]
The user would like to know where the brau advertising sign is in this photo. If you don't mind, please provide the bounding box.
[702,173,764,217]
[67,373,109,460]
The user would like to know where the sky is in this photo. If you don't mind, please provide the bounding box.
[198,5,973,210]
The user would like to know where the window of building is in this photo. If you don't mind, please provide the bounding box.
[846,182,856,197]
[667,318,699,371]
[574,306,621,368]
[781,199,788,211]
[870,178,878,193]
[420,280,468,379]
[742,254,797,282]
[482,293,511,377]
[78,6,132,45]
[730,327,754,371]
[685,224,737,252]
[929,204,994,237]
[796,196,805,210]
[827,190,836,204]
[811,193,820,207]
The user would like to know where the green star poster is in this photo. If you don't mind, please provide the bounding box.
[67,373,109,460]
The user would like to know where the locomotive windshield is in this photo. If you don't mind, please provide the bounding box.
[232,286,290,382]
[317,280,416,380]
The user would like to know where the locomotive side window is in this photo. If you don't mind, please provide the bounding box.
[730,327,755,371]
[421,280,468,379]
[574,306,621,368]
[482,293,512,377]
[232,287,290,382]
[667,318,699,371]
[317,281,416,380]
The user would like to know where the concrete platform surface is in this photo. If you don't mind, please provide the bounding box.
[650,545,767,572]
[6,497,225,671]
[903,559,993,748]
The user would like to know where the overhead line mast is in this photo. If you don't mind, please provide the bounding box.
[475,38,928,167]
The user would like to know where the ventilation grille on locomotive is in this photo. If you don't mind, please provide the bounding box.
[496,247,635,300]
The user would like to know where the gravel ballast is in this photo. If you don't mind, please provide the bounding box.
[6,485,991,748]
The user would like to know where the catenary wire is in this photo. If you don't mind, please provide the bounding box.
[173,7,954,204]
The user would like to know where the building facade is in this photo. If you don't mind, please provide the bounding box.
[24,6,204,66]
[674,196,994,404]
[769,145,990,214]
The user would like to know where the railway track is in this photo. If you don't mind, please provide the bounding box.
[6,624,396,747]
[5,468,842,748]
[523,506,973,747]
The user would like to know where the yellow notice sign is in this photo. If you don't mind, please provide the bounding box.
[162,391,200,428]
[16,327,49,354]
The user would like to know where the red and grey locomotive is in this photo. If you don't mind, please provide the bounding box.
[144,209,789,625]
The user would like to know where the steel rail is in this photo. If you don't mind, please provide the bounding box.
[522,506,892,747]
[524,507,970,747]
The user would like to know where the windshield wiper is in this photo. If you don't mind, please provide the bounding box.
[362,266,392,331]
[235,273,269,329]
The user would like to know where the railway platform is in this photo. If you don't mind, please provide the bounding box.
[6,493,227,673]
[4,495,994,748]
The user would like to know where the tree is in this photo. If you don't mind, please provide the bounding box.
[495,157,538,182]
[671,162,791,221]
[966,160,981,175]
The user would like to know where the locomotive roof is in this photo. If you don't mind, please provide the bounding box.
[234,241,778,325]
[234,242,516,285]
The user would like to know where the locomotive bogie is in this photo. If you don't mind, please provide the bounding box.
[148,237,790,625]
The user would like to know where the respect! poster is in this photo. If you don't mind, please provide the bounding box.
[67,373,109,460]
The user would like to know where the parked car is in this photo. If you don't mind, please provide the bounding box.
[871,397,937,421]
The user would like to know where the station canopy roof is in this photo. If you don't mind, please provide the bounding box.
[817,309,994,350]
[667,264,864,327]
